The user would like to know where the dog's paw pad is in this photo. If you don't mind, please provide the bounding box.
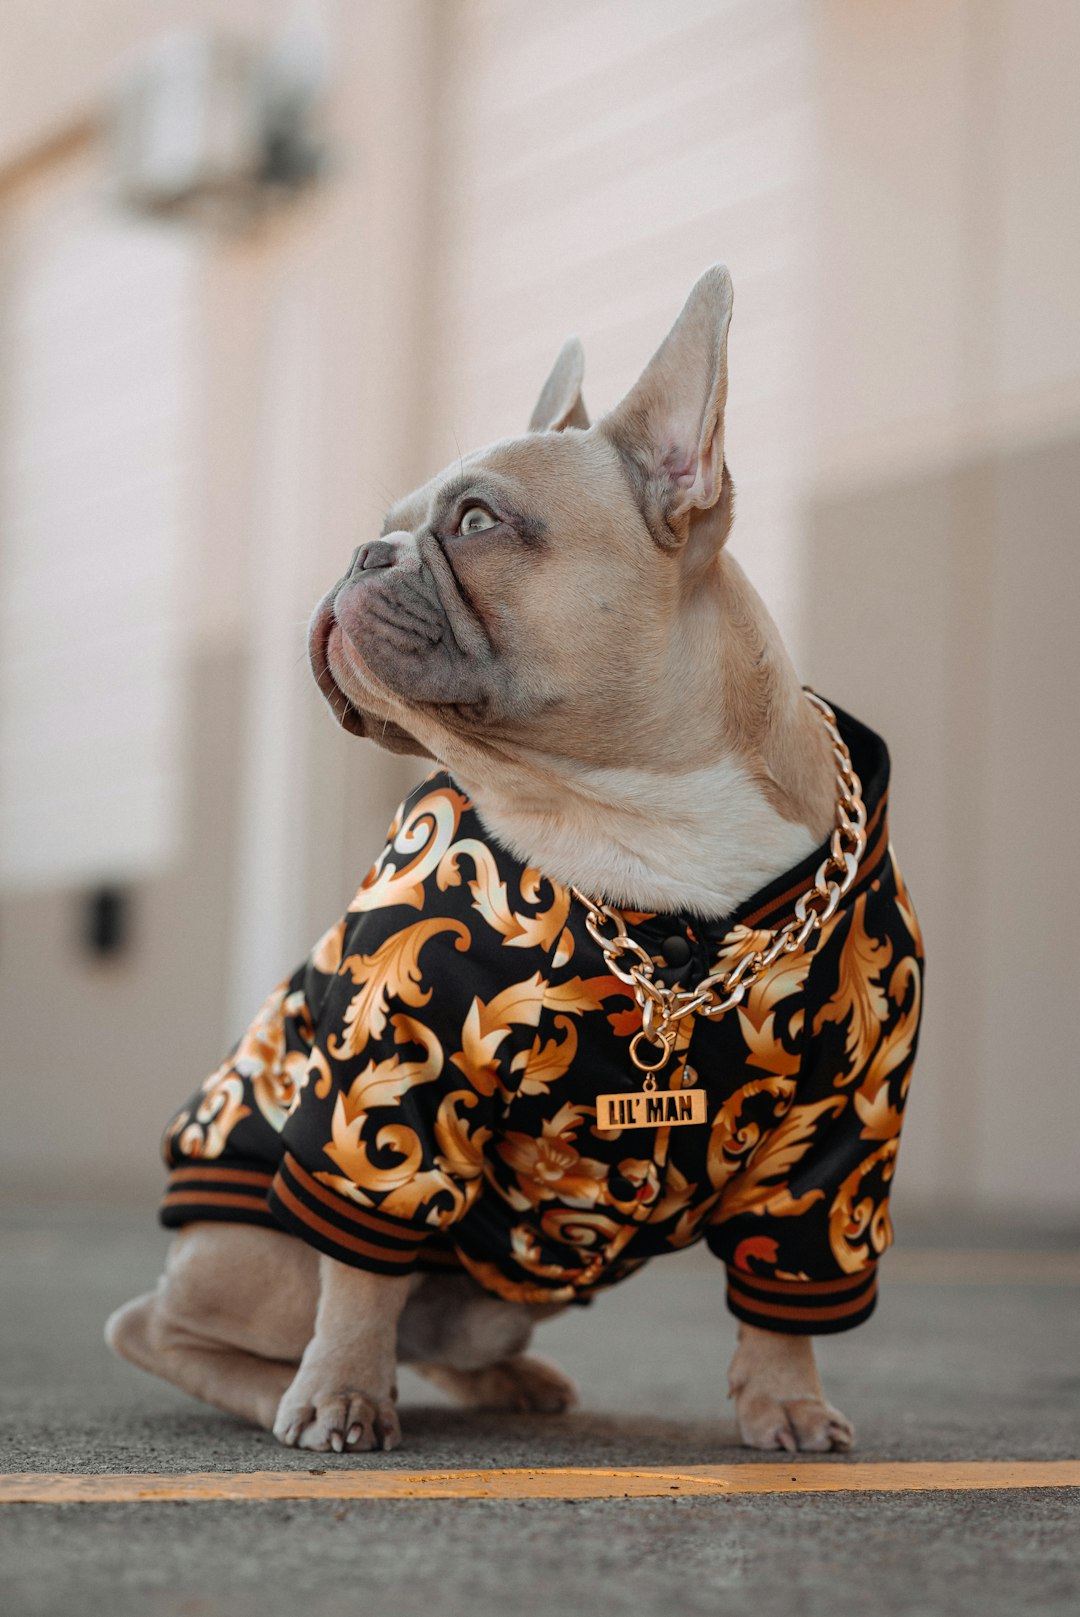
[785,1397,854,1452]
[736,1391,855,1453]
[274,1391,401,1453]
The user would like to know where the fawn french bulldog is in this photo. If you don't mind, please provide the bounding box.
[107,267,922,1456]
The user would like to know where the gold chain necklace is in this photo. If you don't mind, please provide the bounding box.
[573,691,868,1130]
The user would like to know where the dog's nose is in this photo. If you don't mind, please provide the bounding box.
[354,539,397,572]
[351,530,418,576]
[347,530,420,582]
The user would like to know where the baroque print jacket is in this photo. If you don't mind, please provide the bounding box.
[161,704,924,1336]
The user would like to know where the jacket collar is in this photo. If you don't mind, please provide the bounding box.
[628,701,891,948]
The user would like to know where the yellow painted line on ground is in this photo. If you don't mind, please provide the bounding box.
[3,1462,1078,1504]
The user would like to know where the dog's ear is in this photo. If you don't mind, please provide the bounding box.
[529,336,589,432]
[603,265,734,553]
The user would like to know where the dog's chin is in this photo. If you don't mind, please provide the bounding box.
[309,609,434,759]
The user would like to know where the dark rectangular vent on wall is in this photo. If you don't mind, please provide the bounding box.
[81,886,133,959]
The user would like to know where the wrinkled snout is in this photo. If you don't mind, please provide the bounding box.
[307,519,495,745]
[332,527,443,664]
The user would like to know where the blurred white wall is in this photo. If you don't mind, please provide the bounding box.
[0,0,1076,1217]
[426,0,815,650]
[803,0,1080,1211]
[0,157,200,891]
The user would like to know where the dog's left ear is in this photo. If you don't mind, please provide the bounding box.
[603,265,734,554]
[529,337,589,432]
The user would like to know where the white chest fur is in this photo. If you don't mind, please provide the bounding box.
[457,753,820,920]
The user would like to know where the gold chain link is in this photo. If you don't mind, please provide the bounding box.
[572,691,868,1073]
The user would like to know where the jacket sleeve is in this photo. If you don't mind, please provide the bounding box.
[706,852,925,1333]
[266,873,526,1275]
[159,923,340,1229]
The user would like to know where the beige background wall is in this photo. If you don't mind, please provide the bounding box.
[425,0,815,646]
[0,0,1076,1215]
[804,0,1080,1209]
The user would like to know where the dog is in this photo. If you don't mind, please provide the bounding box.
[107,266,923,1456]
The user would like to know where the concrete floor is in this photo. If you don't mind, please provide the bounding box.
[2,1203,1079,1617]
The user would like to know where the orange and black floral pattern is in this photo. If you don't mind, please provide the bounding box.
[161,705,923,1335]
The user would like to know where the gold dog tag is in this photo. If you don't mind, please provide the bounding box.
[595,1087,708,1131]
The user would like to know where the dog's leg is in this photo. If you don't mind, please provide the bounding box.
[273,1257,411,1453]
[413,1357,578,1413]
[398,1273,578,1413]
[105,1224,320,1431]
[107,1232,578,1443]
[727,1323,854,1452]
[105,1291,300,1430]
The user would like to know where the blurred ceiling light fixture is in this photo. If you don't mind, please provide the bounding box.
[108,27,327,227]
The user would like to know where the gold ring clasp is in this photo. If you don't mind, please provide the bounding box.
[629,1029,674,1074]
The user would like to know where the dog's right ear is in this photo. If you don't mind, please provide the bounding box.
[602,265,734,556]
[528,337,589,432]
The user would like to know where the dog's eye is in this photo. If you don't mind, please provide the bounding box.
[458,506,498,535]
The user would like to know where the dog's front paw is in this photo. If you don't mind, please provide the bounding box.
[735,1389,854,1453]
[274,1372,401,1453]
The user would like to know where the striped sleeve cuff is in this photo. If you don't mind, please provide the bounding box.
[725,1265,878,1335]
[160,1163,279,1230]
[267,1152,430,1274]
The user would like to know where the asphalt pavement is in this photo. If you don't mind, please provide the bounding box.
[2,1201,1079,1617]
